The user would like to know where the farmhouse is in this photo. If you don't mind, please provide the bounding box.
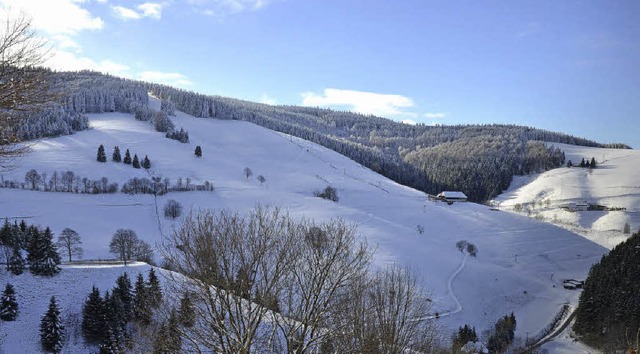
[437,191,468,203]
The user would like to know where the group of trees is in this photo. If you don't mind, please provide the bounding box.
[109,229,153,265]
[574,230,640,352]
[82,269,163,351]
[0,219,62,276]
[455,240,478,257]
[1,168,215,196]
[160,206,439,353]
[99,144,151,169]
[14,169,119,194]
[567,157,597,169]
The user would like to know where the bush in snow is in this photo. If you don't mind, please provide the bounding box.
[315,185,339,202]
[164,199,183,219]
[96,144,107,162]
[194,145,202,157]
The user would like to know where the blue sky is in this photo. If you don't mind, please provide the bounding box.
[3,0,639,147]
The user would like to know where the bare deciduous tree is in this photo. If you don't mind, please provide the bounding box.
[109,229,139,265]
[56,227,82,262]
[0,12,57,168]
[160,206,439,354]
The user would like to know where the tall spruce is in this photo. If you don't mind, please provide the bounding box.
[7,245,25,275]
[82,286,106,344]
[132,154,140,169]
[112,273,133,322]
[142,155,151,169]
[178,291,195,328]
[96,145,107,163]
[123,149,132,164]
[147,268,162,308]
[153,308,182,353]
[101,290,127,353]
[27,227,61,276]
[40,296,64,353]
[112,146,122,162]
[133,273,151,325]
[0,283,19,321]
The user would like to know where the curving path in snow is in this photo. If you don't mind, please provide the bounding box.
[416,253,468,321]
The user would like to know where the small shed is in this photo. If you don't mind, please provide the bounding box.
[437,191,468,203]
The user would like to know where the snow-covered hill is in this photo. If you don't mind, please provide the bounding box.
[494,143,640,249]
[0,100,607,352]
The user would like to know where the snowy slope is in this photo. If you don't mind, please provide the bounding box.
[494,143,640,249]
[0,100,607,351]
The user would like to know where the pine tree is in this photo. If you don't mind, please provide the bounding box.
[147,268,163,308]
[112,273,133,322]
[194,145,202,157]
[28,227,61,276]
[590,157,597,169]
[7,245,25,275]
[580,158,586,168]
[112,146,122,162]
[82,286,106,344]
[97,145,107,163]
[40,296,64,353]
[0,283,18,321]
[178,291,195,328]
[101,290,127,353]
[153,309,182,353]
[133,273,151,325]
[132,154,140,169]
[123,149,132,164]
[142,155,151,169]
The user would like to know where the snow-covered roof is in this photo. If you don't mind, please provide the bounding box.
[438,191,468,199]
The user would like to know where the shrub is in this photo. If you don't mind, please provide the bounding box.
[164,199,183,219]
[315,185,339,202]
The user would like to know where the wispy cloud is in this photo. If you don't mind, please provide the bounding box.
[260,94,277,105]
[112,2,166,21]
[189,0,279,16]
[402,119,416,125]
[301,88,415,118]
[138,71,193,88]
[424,112,446,119]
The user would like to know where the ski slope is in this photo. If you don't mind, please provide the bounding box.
[0,100,607,351]
[494,143,640,249]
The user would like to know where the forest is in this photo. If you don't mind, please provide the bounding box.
[5,69,630,202]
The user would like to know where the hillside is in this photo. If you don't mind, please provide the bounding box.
[494,143,640,249]
[0,98,608,352]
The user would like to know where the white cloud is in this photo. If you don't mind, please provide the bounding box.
[0,0,103,35]
[190,0,278,16]
[424,112,446,119]
[402,119,416,125]
[301,88,415,118]
[112,2,165,21]
[260,94,277,105]
[138,2,164,19]
[112,5,142,20]
[138,71,193,87]
[46,49,131,76]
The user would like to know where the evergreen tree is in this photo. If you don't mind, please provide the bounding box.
[112,146,122,162]
[97,144,107,163]
[82,286,106,344]
[142,155,151,169]
[123,149,132,164]
[194,145,202,157]
[147,268,163,308]
[27,227,61,276]
[590,157,597,169]
[99,291,126,354]
[153,309,182,353]
[566,160,573,168]
[178,291,195,328]
[132,154,140,169]
[580,158,586,167]
[112,273,133,322]
[452,324,478,353]
[0,218,13,247]
[0,283,18,321]
[7,245,25,275]
[40,296,64,353]
[133,273,151,325]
